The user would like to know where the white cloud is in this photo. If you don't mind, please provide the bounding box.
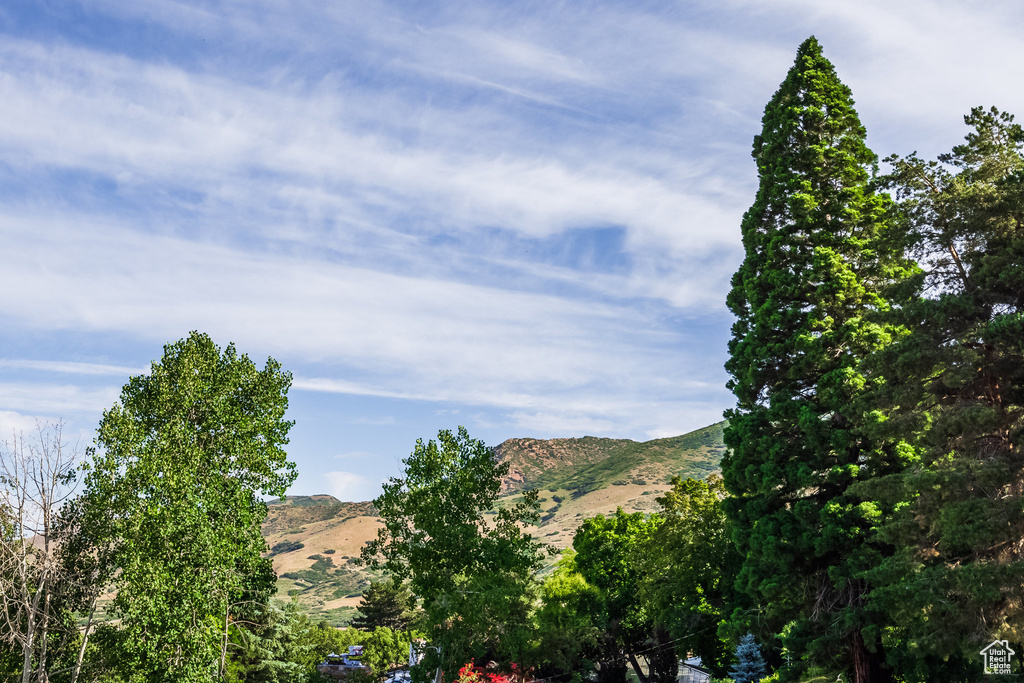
[0,383,120,415]
[0,412,95,467]
[2,0,1021,484]
[323,471,375,502]
[0,36,740,263]
[0,360,146,376]
[332,451,376,459]
[0,211,712,407]
[0,411,50,441]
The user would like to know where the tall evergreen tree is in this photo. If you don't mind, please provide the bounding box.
[864,107,1024,679]
[722,37,907,682]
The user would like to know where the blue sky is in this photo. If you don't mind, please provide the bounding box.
[2,0,1023,501]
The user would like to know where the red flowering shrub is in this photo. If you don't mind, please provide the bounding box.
[455,662,512,683]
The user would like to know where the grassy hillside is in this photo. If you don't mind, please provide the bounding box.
[496,421,725,497]
[263,497,385,626]
[262,420,727,625]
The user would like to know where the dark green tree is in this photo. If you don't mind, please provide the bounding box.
[224,602,311,683]
[223,601,413,682]
[722,37,908,682]
[361,427,547,683]
[638,475,738,676]
[862,107,1024,679]
[78,332,296,682]
[351,580,418,632]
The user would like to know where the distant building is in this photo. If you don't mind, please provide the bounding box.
[317,646,372,680]
[678,657,710,683]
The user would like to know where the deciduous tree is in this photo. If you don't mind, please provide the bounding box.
[78,331,296,682]
[534,551,601,681]
[572,509,669,683]
[638,475,738,676]
[1,422,87,683]
[362,427,547,683]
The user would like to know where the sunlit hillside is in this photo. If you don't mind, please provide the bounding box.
[262,421,727,625]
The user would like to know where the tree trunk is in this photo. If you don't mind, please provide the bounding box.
[597,654,627,683]
[21,565,40,683]
[626,652,649,683]
[649,627,677,683]
[70,594,99,683]
[851,631,892,683]
[219,602,230,679]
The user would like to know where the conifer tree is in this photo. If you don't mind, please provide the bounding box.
[865,107,1024,677]
[722,37,907,682]
[729,634,767,683]
[352,580,418,632]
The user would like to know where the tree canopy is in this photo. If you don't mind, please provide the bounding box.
[639,474,738,675]
[78,331,296,682]
[351,580,419,632]
[859,106,1024,680]
[362,427,547,683]
[572,509,671,683]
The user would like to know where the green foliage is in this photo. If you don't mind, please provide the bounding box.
[639,475,738,676]
[362,427,548,683]
[78,331,296,682]
[223,600,414,682]
[225,602,315,683]
[534,551,601,678]
[269,541,305,555]
[722,37,910,681]
[352,580,419,632]
[861,106,1024,679]
[572,509,673,683]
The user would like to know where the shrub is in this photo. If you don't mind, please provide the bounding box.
[270,540,305,555]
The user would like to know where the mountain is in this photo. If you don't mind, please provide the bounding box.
[496,421,726,495]
[262,421,727,625]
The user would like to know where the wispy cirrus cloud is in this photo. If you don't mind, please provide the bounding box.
[2,0,1022,494]
[0,360,146,376]
[0,210,723,412]
[0,383,120,415]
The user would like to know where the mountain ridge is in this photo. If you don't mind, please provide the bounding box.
[262,420,727,625]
